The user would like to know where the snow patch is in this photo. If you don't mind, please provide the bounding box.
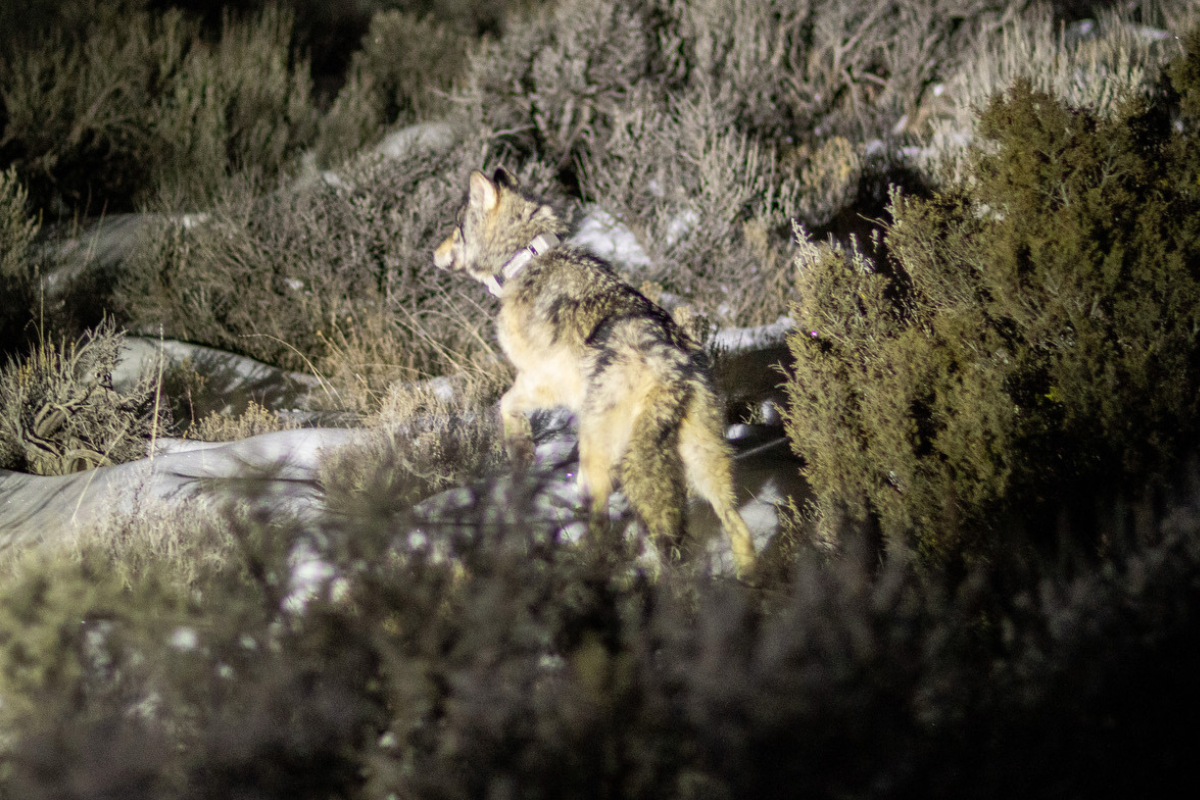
[373,122,457,160]
[113,336,321,416]
[0,426,367,549]
[665,208,698,248]
[711,317,794,353]
[570,206,652,271]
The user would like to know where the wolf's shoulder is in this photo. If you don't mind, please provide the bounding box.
[515,245,625,301]
[507,244,675,344]
[544,245,621,280]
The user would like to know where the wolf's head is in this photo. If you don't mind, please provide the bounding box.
[434,167,565,289]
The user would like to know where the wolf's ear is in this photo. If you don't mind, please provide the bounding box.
[492,165,519,190]
[468,170,498,212]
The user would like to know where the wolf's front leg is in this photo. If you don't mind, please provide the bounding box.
[577,430,617,545]
[499,381,536,469]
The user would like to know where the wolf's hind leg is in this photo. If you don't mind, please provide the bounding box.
[577,409,629,543]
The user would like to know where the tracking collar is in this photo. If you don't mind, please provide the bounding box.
[485,233,560,297]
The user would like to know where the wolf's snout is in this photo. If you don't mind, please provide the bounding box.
[433,244,453,270]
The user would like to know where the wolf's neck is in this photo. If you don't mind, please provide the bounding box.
[485,232,560,297]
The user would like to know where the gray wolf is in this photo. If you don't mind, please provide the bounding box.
[434,167,755,572]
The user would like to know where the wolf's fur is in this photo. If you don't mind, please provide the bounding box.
[435,167,755,572]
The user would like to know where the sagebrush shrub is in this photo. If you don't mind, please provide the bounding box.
[924,2,1198,184]
[0,319,169,474]
[467,0,1007,167]
[148,3,319,208]
[0,167,40,355]
[581,92,801,325]
[0,2,327,214]
[353,9,471,128]
[663,0,1006,143]
[463,0,662,172]
[319,375,507,519]
[0,0,141,58]
[188,400,298,443]
[784,39,1200,562]
[0,167,37,283]
[460,0,1011,326]
[4,451,1200,797]
[0,544,197,748]
[0,2,165,214]
[289,4,478,171]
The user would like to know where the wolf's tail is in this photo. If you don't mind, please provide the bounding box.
[620,381,689,546]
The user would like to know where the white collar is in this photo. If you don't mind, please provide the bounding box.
[484,233,560,297]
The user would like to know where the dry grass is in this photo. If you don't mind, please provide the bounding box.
[115,129,563,416]
[319,370,508,518]
[187,401,300,443]
[0,494,242,591]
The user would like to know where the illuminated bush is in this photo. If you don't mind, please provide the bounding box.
[785,34,1200,561]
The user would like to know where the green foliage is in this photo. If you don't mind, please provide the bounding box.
[922,3,1200,185]
[0,319,169,474]
[785,52,1200,560]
